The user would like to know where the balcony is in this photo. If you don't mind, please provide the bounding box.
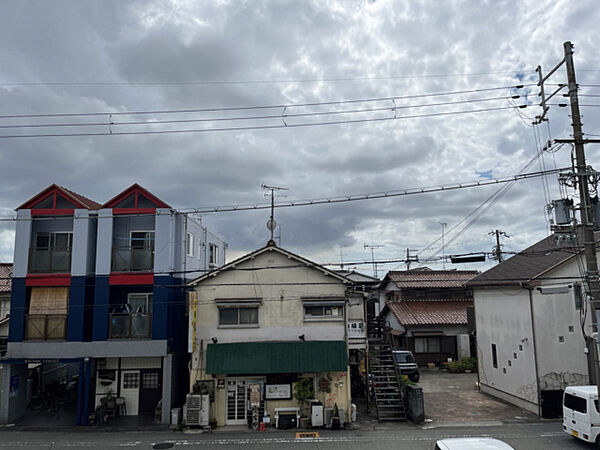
[111,247,154,272]
[25,314,67,340]
[29,248,72,273]
[108,312,152,339]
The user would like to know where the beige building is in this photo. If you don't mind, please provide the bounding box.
[188,242,365,427]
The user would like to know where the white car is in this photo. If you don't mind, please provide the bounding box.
[435,437,515,450]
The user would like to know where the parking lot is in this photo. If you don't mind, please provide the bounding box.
[419,368,539,425]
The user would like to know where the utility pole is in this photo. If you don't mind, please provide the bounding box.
[564,41,600,393]
[364,244,384,278]
[406,248,419,270]
[489,229,509,263]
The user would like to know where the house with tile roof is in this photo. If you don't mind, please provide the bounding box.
[2,184,226,426]
[379,268,478,365]
[467,232,593,418]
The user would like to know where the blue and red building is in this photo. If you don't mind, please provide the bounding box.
[0,184,225,425]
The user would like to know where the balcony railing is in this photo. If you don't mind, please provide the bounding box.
[25,314,67,340]
[111,247,154,272]
[108,312,152,339]
[29,248,72,273]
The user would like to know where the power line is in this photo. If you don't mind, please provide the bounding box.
[0,71,538,87]
[0,95,521,130]
[0,166,568,222]
[0,105,529,139]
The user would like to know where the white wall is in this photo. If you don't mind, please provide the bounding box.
[474,287,539,410]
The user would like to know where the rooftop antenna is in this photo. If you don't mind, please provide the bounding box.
[438,222,447,269]
[364,244,384,278]
[261,184,288,243]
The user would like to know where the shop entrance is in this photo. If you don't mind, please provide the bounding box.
[225,378,265,426]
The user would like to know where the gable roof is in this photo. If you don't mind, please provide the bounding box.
[0,263,12,293]
[189,242,352,286]
[387,300,472,326]
[383,269,479,289]
[17,184,101,210]
[468,233,583,287]
[102,183,171,209]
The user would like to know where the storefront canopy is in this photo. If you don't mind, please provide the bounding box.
[205,341,347,375]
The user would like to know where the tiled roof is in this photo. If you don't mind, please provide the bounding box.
[387,300,472,325]
[0,263,12,293]
[386,270,479,288]
[58,186,102,210]
[468,233,583,287]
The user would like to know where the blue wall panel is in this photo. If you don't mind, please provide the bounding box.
[92,276,110,341]
[67,277,88,341]
[152,276,172,340]
[8,279,26,342]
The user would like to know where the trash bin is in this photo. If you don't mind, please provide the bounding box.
[171,407,182,425]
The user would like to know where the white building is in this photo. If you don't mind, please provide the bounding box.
[468,233,593,418]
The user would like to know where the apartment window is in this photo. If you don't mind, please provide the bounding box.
[303,300,345,321]
[218,307,259,327]
[414,337,441,353]
[35,232,72,250]
[127,293,152,314]
[131,231,154,250]
[492,343,498,369]
[186,232,194,257]
[209,243,219,265]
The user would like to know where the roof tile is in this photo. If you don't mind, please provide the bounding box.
[387,299,472,325]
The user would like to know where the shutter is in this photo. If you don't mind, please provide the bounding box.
[29,287,69,315]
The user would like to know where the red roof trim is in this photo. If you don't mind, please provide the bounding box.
[26,274,71,287]
[113,208,156,215]
[31,209,75,216]
[18,184,101,210]
[109,273,154,286]
[102,184,171,209]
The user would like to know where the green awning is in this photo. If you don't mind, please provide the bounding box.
[205,341,347,375]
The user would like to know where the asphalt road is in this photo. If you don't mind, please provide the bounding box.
[0,422,591,449]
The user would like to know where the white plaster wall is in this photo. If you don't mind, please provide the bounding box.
[474,287,539,408]
[95,209,113,275]
[12,210,31,278]
[71,210,93,277]
[532,260,591,389]
[154,209,175,274]
[193,249,348,345]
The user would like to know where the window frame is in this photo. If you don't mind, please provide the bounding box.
[217,305,260,328]
[491,343,498,369]
[302,300,345,322]
[414,336,441,353]
[209,243,219,265]
[130,230,155,250]
[186,232,194,257]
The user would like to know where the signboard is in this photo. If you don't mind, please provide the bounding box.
[348,320,366,338]
[188,291,197,353]
[265,384,291,399]
[217,379,225,389]
[249,383,261,407]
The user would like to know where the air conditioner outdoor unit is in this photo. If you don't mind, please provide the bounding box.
[185,394,209,427]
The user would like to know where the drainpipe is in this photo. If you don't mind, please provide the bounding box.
[525,284,542,417]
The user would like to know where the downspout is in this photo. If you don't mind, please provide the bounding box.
[525,284,542,417]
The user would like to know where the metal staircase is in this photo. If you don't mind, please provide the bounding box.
[368,337,407,422]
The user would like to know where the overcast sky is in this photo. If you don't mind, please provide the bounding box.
[1,0,599,276]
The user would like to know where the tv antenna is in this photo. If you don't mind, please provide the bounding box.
[364,244,384,278]
[261,184,288,243]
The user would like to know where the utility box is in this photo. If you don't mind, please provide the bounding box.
[553,199,573,225]
[311,401,324,427]
[405,385,425,424]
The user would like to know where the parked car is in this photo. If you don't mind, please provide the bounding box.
[434,437,515,449]
[563,385,600,445]
[392,349,419,382]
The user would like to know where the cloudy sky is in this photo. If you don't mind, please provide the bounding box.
[0,0,599,276]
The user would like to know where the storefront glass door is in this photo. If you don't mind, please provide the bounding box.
[226,380,247,425]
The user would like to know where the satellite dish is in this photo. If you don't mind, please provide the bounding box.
[267,219,277,231]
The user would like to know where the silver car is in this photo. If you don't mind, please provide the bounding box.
[435,437,515,450]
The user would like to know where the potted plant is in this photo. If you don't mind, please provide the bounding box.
[294,377,314,428]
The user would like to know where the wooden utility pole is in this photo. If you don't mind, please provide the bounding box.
[564,41,600,392]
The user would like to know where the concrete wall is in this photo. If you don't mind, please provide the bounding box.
[72,211,96,277]
[95,209,113,275]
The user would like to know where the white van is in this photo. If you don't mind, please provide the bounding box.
[563,386,600,444]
